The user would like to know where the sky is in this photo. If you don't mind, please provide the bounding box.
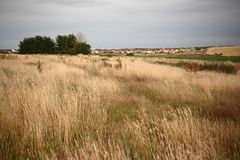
[0,0,240,49]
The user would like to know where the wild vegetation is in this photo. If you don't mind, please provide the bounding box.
[0,54,240,160]
[154,61,238,74]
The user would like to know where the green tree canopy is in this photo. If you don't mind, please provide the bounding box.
[19,34,91,55]
[19,36,55,54]
[56,34,91,54]
[74,42,91,55]
[56,34,77,54]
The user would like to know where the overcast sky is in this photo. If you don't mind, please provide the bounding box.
[1,0,240,49]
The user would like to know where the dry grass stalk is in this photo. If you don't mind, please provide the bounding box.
[102,60,112,68]
[37,60,43,73]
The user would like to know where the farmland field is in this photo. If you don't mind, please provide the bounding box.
[0,54,240,159]
[206,46,240,56]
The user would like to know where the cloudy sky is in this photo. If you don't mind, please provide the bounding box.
[1,0,240,49]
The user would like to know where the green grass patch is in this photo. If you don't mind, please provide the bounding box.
[107,103,140,123]
[98,53,124,57]
[140,54,240,62]
[155,61,186,68]
[124,83,162,105]
[0,54,6,59]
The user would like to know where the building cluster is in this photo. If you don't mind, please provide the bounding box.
[92,48,195,54]
[0,49,19,54]
[0,48,196,55]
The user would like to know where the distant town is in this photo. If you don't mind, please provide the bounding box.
[0,47,200,54]
[0,49,19,54]
[91,47,197,54]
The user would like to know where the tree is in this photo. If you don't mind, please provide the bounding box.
[74,42,91,54]
[56,34,91,54]
[19,36,55,54]
[76,33,87,43]
[19,37,35,53]
[56,34,77,54]
[19,33,91,55]
[74,33,91,54]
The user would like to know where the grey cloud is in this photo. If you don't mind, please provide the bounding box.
[38,0,113,7]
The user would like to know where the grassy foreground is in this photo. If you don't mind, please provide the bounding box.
[0,54,240,159]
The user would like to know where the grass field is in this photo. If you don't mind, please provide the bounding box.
[154,54,240,62]
[0,54,240,159]
[99,53,240,63]
[206,46,240,56]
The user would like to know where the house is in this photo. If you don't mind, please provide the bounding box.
[0,49,18,54]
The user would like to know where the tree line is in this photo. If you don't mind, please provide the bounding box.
[19,33,91,54]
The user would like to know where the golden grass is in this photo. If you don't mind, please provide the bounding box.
[206,46,240,56]
[0,54,240,159]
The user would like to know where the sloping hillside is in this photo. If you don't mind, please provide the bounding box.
[206,46,240,56]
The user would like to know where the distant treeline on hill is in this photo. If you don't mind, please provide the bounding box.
[19,34,91,54]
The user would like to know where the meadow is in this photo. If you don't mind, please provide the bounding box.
[206,46,240,56]
[0,53,240,160]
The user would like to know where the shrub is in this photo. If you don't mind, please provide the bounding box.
[185,63,203,72]
[126,53,135,56]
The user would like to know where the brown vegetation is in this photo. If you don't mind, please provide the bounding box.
[37,60,43,73]
[114,58,122,69]
[185,62,203,72]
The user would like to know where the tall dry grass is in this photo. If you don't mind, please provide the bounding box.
[0,54,240,159]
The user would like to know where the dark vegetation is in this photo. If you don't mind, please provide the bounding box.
[126,53,135,56]
[19,34,91,55]
[155,61,238,74]
[203,63,238,74]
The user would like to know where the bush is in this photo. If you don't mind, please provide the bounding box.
[185,63,203,72]
[126,53,135,56]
